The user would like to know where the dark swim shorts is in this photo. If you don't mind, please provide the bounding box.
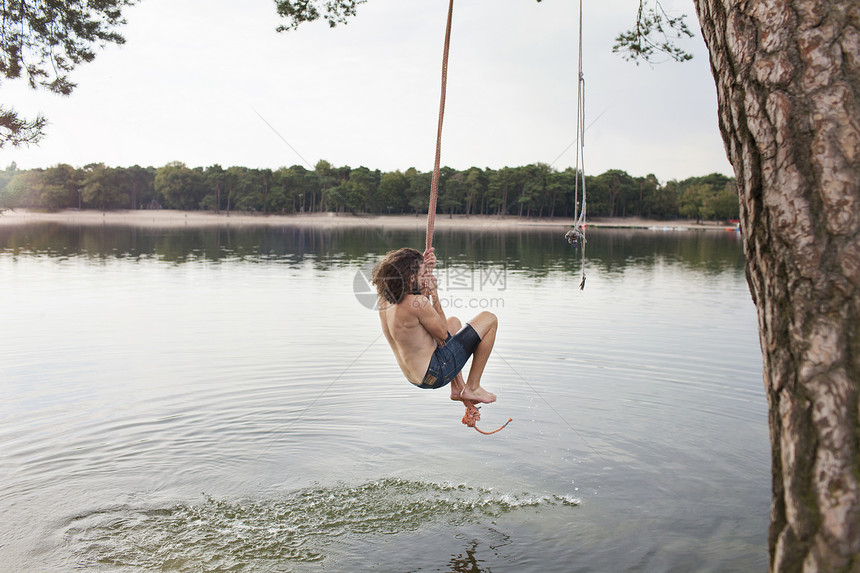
[415,324,482,389]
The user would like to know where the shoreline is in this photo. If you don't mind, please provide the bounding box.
[0,209,739,232]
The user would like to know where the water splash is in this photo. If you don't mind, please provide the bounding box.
[63,478,579,571]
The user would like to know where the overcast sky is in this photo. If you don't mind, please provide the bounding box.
[1,0,733,182]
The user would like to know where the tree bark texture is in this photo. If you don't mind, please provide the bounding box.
[693,1,860,570]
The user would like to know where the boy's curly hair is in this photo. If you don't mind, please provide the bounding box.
[372,247,423,304]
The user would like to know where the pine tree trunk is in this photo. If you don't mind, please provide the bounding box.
[694,1,860,570]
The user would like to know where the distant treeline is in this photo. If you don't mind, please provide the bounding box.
[0,160,739,221]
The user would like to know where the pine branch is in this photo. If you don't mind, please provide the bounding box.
[612,0,694,65]
[0,0,134,146]
[273,0,367,32]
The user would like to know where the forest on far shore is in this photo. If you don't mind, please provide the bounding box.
[0,160,739,222]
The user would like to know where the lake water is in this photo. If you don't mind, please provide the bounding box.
[0,221,769,572]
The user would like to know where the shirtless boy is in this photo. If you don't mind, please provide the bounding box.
[372,246,497,404]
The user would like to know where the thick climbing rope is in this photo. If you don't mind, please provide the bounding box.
[462,403,513,435]
[425,0,453,253]
[564,0,587,291]
[426,0,510,435]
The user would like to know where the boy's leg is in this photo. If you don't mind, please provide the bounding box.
[446,317,466,400]
[461,311,498,404]
[450,372,466,401]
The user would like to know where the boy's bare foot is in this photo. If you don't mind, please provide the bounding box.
[460,386,496,404]
[450,374,466,401]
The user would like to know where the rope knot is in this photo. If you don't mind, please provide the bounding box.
[565,227,586,246]
[461,403,512,435]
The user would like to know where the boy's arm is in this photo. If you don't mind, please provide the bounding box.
[415,273,448,343]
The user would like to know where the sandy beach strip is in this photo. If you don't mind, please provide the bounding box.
[0,209,737,231]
